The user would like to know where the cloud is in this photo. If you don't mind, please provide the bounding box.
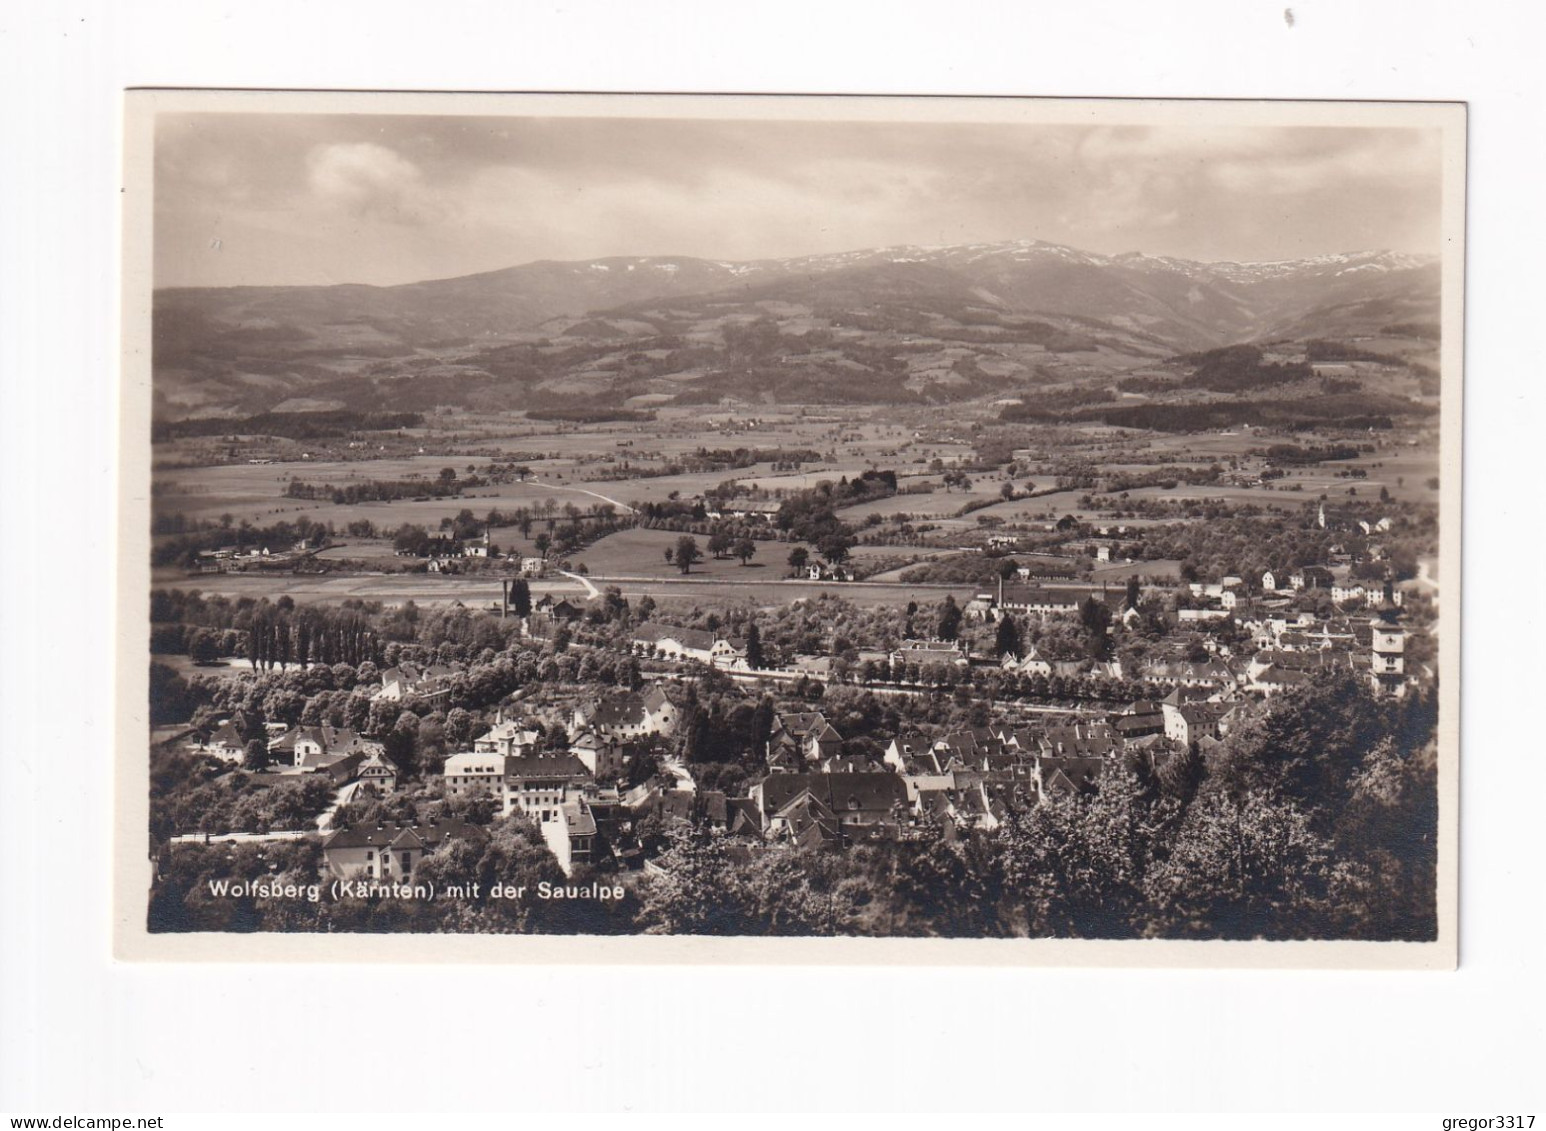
[305,142,452,225]
[154,112,1445,287]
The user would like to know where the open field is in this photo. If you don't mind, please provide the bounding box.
[568,526,790,580]
[151,399,1440,613]
[150,565,981,612]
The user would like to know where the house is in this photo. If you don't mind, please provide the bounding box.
[321,818,487,883]
[890,639,968,669]
[374,663,456,704]
[751,772,908,840]
[1113,709,1165,740]
[268,725,382,771]
[193,720,246,763]
[1002,643,1052,677]
[321,752,367,787]
[630,624,746,667]
[1178,607,1231,623]
[996,581,1082,616]
[1035,756,1109,800]
[822,752,883,774]
[1042,722,1122,760]
[1252,665,1312,695]
[542,797,599,876]
[806,563,852,582]
[1140,659,1234,688]
[533,595,584,622]
[354,750,399,794]
[442,750,510,797]
[567,730,627,779]
[1262,570,1279,592]
[768,711,843,769]
[883,735,943,776]
[1289,566,1334,591]
[1162,701,1236,746]
[500,753,595,824]
[520,557,548,578]
[572,685,677,739]
[964,595,999,622]
[473,715,541,757]
[765,790,844,850]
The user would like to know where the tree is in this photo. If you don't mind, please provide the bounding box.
[734,538,757,566]
[188,628,221,665]
[707,530,732,559]
[444,707,474,750]
[995,615,1022,659]
[788,547,809,574]
[674,536,702,575]
[243,739,270,772]
[383,710,420,774]
[937,595,963,642]
[533,533,551,559]
[745,622,765,670]
[393,525,431,557]
[818,531,854,566]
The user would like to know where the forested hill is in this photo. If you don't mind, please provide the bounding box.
[153,240,1439,418]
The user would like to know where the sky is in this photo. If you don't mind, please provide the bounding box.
[153,111,1445,289]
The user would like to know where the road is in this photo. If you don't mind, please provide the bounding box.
[558,569,601,600]
[525,478,637,515]
[317,781,362,831]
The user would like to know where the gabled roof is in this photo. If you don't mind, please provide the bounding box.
[588,693,649,728]
[1256,665,1311,686]
[271,724,375,756]
[357,751,397,777]
[773,711,828,739]
[726,798,764,837]
[323,818,487,853]
[632,623,718,650]
[758,772,908,818]
[206,721,244,748]
[1040,756,1108,794]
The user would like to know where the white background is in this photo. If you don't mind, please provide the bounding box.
[2,0,1542,1114]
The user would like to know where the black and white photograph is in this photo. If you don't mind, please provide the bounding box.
[119,92,1462,963]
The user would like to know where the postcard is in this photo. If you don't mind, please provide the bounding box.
[117,91,1463,966]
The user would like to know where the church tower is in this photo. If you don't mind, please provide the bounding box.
[1370,584,1406,696]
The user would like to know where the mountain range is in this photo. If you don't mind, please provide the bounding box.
[151,239,1440,418]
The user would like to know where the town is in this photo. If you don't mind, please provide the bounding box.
[148,421,1440,940]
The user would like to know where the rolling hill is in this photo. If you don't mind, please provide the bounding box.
[151,239,1440,417]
